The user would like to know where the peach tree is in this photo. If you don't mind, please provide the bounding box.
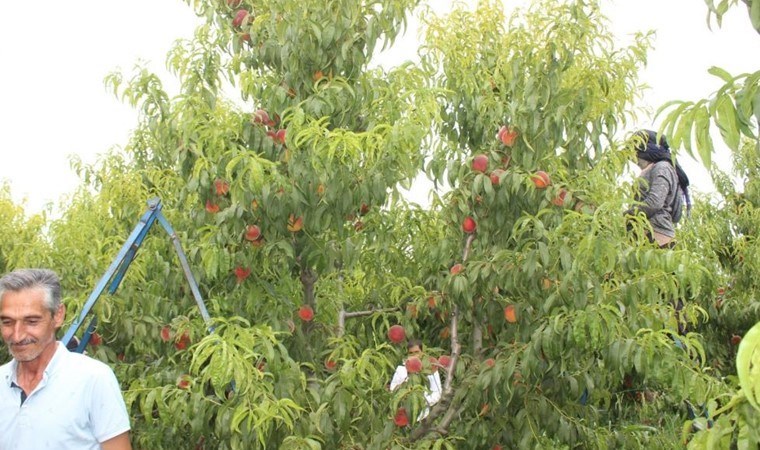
[411,1,721,448]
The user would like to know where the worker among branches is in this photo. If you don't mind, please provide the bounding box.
[390,338,442,420]
[625,129,691,248]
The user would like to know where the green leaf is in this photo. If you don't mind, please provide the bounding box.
[751,0,760,33]
[695,106,714,167]
[708,66,735,83]
[713,95,741,150]
[737,320,760,412]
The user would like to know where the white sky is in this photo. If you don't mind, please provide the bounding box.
[1,0,758,214]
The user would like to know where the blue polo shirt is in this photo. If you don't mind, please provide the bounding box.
[0,342,130,449]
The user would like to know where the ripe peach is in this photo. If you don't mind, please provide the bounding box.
[232,9,249,28]
[552,189,567,206]
[462,216,477,234]
[234,266,251,283]
[298,305,314,322]
[490,169,505,186]
[405,356,422,373]
[244,224,262,241]
[213,178,230,196]
[287,214,303,232]
[504,304,517,323]
[175,332,191,351]
[388,325,406,344]
[89,332,102,346]
[497,126,518,147]
[531,171,551,189]
[394,408,409,427]
[205,200,220,214]
[472,154,489,173]
[177,375,191,389]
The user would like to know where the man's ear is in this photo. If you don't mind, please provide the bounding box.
[53,303,66,328]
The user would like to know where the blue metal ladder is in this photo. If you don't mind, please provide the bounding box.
[61,197,212,353]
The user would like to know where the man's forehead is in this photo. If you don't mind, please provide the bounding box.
[0,288,48,312]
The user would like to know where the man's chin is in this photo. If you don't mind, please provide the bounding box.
[9,346,43,362]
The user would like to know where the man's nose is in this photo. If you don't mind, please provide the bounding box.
[10,322,25,342]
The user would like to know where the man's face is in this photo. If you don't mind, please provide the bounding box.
[408,345,421,355]
[0,288,64,362]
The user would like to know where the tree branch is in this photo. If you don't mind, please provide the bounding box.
[337,307,400,336]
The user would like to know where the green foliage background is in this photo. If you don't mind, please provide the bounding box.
[1,0,759,449]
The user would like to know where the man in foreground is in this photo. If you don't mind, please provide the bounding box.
[0,268,132,449]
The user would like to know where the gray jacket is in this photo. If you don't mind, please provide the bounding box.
[633,161,683,238]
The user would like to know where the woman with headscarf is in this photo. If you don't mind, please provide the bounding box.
[625,129,693,336]
[625,129,691,248]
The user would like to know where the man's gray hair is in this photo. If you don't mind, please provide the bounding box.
[0,268,62,315]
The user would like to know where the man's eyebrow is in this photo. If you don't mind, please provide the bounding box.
[0,314,44,320]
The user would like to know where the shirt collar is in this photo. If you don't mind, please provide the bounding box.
[43,341,67,379]
[4,341,67,387]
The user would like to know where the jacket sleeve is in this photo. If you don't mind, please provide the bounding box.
[390,365,407,392]
[425,371,443,406]
[628,163,675,218]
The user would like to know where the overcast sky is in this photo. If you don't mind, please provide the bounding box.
[1,0,758,214]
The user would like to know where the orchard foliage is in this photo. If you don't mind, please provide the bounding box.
[654,2,760,446]
[2,0,760,449]
[0,184,49,275]
[657,0,760,167]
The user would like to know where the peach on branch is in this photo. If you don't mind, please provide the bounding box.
[232,9,249,28]
[234,266,251,283]
[287,214,304,232]
[252,109,273,126]
[175,331,191,351]
[89,332,102,346]
[298,305,314,322]
[213,178,230,196]
[504,304,517,323]
[462,216,477,234]
[405,356,422,373]
[497,125,518,147]
[244,224,262,241]
[552,189,567,206]
[393,408,409,427]
[472,154,489,173]
[177,375,191,390]
[490,169,505,186]
[205,200,220,214]
[531,171,551,189]
[388,324,406,344]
